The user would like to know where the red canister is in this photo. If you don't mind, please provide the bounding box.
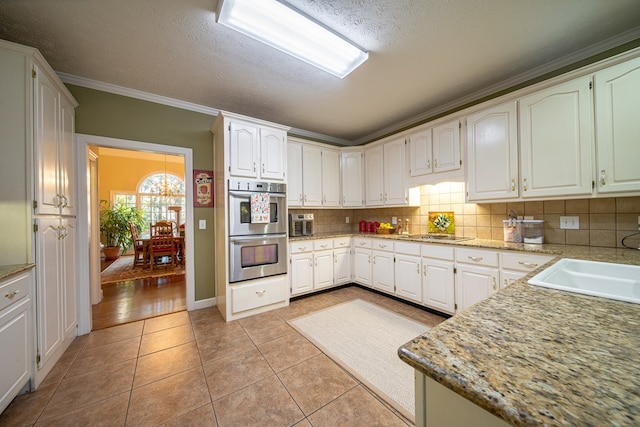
[359,220,367,233]
[367,221,374,232]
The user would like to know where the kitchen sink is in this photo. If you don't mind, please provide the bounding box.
[421,234,474,242]
[528,258,640,304]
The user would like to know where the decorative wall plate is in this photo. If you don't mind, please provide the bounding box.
[428,211,455,234]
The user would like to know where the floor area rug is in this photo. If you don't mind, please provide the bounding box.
[101,255,185,284]
[289,299,429,422]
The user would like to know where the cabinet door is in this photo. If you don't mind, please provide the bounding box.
[455,265,499,311]
[364,145,384,206]
[466,101,518,201]
[314,251,334,290]
[0,297,30,414]
[353,248,371,286]
[422,258,455,314]
[372,250,394,293]
[290,253,313,295]
[229,121,259,178]
[395,254,422,303]
[408,128,432,177]
[432,119,461,173]
[333,248,351,285]
[383,138,407,205]
[302,145,322,206]
[59,96,76,215]
[341,151,363,207]
[35,217,63,369]
[260,128,286,181]
[287,143,303,206]
[595,58,640,193]
[34,66,61,215]
[519,76,593,198]
[322,149,341,207]
[61,218,76,338]
[500,270,524,290]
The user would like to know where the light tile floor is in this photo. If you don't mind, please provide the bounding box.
[0,286,446,426]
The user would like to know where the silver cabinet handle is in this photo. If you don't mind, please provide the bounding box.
[323,195,326,203]
[511,179,516,192]
[379,193,383,201]
[320,244,328,249]
[468,256,483,262]
[384,193,388,201]
[262,163,265,174]
[253,162,256,172]
[417,264,420,275]
[600,170,607,186]
[434,158,438,168]
[315,257,318,267]
[518,261,538,268]
[368,255,371,264]
[299,246,306,251]
[334,254,337,263]
[255,290,266,297]
[427,159,431,169]
[504,278,509,287]
[299,193,303,201]
[343,196,346,204]
[423,265,427,276]
[360,241,367,246]
[304,194,307,202]
[4,290,20,299]
[492,277,497,290]
[378,244,387,249]
[523,178,528,191]
[56,194,63,208]
[308,257,313,267]
[372,255,376,265]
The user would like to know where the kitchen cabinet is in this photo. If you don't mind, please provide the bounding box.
[408,128,432,177]
[34,69,77,216]
[0,270,33,414]
[321,148,340,207]
[394,242,422,303]
[341,150,364,207]
[455,248,499,311]
[287,142,303,206]
[352,238,372,287]
[290,251,314,295]
[365,138,408,206]
[229,119,286,181]
[499,252,554,289]
[594,57,640,194]
[333,237,351,285]
[301,145,323,206]
[466,101,518,201]
[432,119,462,173]
[372,239,395,294]
[313,239,334,290]
[421,245,456,314]
[290,238,350,296]
[35,217,77,385]
[519,76,593,198]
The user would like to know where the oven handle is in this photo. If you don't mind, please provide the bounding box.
[229,233,287,244]
[228,190,286,198]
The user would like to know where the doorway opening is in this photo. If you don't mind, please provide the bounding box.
[75,134,196,335]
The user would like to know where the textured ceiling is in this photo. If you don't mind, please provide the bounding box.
[1,0,640,144]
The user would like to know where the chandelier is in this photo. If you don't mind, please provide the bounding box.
[150,155,181,197]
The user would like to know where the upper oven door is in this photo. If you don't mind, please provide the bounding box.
[228,189,287,236]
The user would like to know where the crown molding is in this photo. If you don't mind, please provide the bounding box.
[352,26,640,145]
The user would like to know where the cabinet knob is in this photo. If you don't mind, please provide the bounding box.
[523,178,528,191]
[600,170,607,186]
[518,261,538,268]
[511,179,516,192]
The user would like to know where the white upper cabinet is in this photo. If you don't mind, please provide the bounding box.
[365,145,384,206]
[34,64,76,216]
[321,148,341,207]
[229,120,286,181]
[302,145,323,206]
[432,119,461,173]
[519,76,593,198]
[466,101,518,201]
[287,142,303,206]
[594,57,640,194]
[408,128,432,177]
[341,150,364,207]
[383,138,407,205]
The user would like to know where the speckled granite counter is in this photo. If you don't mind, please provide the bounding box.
[0,264,35,280]
[398,247,640,426]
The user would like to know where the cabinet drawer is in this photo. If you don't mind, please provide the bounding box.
[456,248,499,268]
[0,272,30,312]
[333,237,351,249]
[290,241,313,254]
[501,252,554,272]
[395,241,421,256]
[231,278,287,314]
[422,244,455,261]
[313,239,334,251]
[372,239,393,251]
[353,238,372,249]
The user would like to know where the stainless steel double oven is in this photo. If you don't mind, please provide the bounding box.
[228,179,287,283]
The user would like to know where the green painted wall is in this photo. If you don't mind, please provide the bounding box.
[66,84,217,301]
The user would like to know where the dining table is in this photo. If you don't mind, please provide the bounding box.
[139,235,185,268]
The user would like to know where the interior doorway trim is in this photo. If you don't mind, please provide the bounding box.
[75,133,196,335]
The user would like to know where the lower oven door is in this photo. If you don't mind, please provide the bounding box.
[229,233,288,283]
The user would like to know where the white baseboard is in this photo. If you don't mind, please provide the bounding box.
[192,297,216,311]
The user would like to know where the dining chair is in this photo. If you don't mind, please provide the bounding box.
[148,235,176,271]
[128,222,146,268]
[151,220,175,237]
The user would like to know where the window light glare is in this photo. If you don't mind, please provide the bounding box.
[216,0,368,78]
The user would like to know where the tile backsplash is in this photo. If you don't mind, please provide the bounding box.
[290,182,640,249]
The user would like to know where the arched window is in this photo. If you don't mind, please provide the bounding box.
[137,173,186,232]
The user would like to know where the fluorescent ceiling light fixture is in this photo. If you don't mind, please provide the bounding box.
[216,0,369,78]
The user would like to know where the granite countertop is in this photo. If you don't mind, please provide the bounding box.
[0,264,35,280]
[398,248,640,426]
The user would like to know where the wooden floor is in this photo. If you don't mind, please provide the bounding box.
[92,273,186,330]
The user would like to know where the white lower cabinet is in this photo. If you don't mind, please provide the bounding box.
[372,240,395,294]
[0,271,32,414]
[290,238,352,296]
[314,250,334,290]
[334,247,351,285]
[499,252,554,289]
[290,252,314,295]
[395,242,422,303]
[352,238,372,287]
[421,245,456,314]
[455,248,500,311]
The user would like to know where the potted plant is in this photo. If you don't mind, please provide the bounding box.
[99,201,147,260]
